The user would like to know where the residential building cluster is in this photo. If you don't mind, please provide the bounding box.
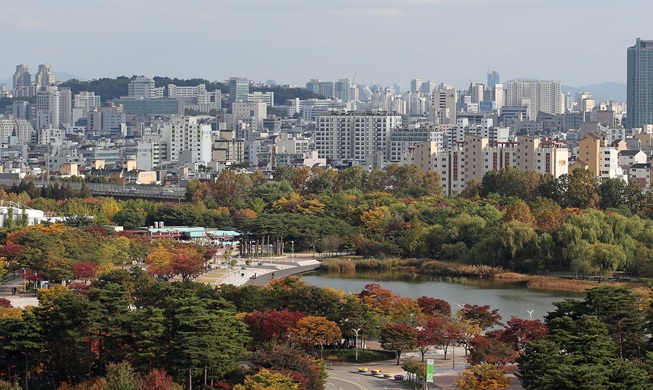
[0,38,652,193]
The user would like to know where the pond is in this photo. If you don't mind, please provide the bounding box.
[300,270,584,321]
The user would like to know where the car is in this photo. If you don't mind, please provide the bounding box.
[126,187,137,192]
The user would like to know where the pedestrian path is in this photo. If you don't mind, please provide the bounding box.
[0,278,38,307]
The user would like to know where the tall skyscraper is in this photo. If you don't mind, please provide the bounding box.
[411,79,423,94]
[627,38,653,129]
[487,71,500,89]
[13,64,31,88]
[229,77,249,103]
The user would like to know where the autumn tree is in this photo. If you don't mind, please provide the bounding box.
[380,323,417,365]
[289,316,341,359]
[455,364,510,390]
[169,247,205,280]
[417,296,451,317]
[250,343,327,390]
[415,314,447,362]
[458,304,503,330]
[233,369,299,390]
[73,260,98,285]
[243,309,305,343]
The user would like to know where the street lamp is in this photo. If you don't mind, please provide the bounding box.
[527,310,534,320]
[353,328,361,361]
[291,240,294,259]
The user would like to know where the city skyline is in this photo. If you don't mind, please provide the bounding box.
[1,0,650,89]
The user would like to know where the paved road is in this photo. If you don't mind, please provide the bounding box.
[327,365,410,390]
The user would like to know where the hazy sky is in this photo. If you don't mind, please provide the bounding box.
[1,0,650,89]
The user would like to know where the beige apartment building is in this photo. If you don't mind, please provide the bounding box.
[408,135,568,195]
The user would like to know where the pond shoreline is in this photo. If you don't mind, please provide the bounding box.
[317,257,634,294]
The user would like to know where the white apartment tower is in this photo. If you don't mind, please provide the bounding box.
[506,80,563,120]
[315,111,402,162]
[161,116,212,164]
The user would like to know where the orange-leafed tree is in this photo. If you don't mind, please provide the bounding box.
[455,364,510,390]
[289,316,341,359]
[170,247,205,280]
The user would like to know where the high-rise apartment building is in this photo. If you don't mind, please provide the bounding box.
[429,86,457,124]
[306,79,335,98]
[315,111,401,162]
[13,64,31,88]
[36,64,55,89]
[229,77,249,103]
[161,116,212,164]
[627,38,653,129]
[506,80,563,120]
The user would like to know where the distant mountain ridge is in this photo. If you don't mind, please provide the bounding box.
[561,82,626,103]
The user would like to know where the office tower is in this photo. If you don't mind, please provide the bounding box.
[36,64,55,89]
[13,64,31,88]
[128,76,161,99]
[419,81,436,95]
[12,101,29,120]
[229,77,249,103]
[627,38,653,129]
[334,79,351,101]
[487,71,500,89]
[411,79,423,94]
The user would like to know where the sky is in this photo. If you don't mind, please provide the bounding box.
[1,0,651,90]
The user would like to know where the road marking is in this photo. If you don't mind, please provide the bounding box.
[329,375,368,390]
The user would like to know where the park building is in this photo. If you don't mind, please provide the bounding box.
[0,201,48,227]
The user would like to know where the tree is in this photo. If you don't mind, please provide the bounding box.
[0,311,43,390]
[233,369,299,390]
[168,296,249,390]
[416,297,451,316]
[139,369,182,390]
[499,317,548,353]
[516,314,651,389]
[289,316,341,359]
[564,168,600,209]
[73,260,98,285]
[458,304,502,330]
[455,364,510,390]
[169,247,205,280]
[243,309,305,344]
[106,361,139,390]
[415,315,447,362]
[251,343,327,390]
[468,335,518,365]
[380,323,417,365]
